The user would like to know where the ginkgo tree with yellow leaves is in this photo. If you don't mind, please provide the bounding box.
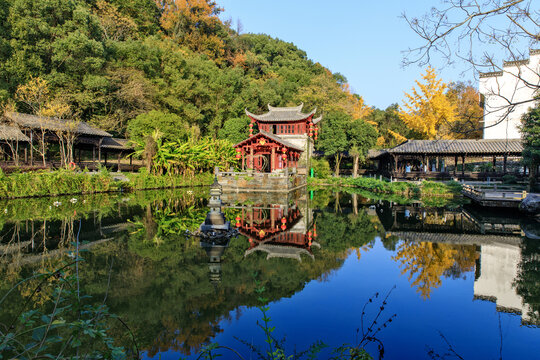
[400,67,457,139]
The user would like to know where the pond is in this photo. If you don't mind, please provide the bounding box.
[0,187,539,359]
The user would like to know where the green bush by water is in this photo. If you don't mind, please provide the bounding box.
[0,168,213,199]
[308,176,462,198]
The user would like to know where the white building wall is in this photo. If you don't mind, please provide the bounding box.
[474,243,535,324]
[479,49,540,139]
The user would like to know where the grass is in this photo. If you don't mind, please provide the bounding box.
[308,176,462,198]
[0,168,214,199]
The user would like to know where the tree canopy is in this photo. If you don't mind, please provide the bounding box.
[0,0,368,140]
[400,67,457,140]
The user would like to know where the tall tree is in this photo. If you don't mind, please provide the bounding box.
[521,104,540,191]
[156,0,228,61]
[317,112,349,176]
[446,81,483,139]
[400,67,457,139]
[402,0,539,118]
[365,104,409,147]
[349,119,378,178]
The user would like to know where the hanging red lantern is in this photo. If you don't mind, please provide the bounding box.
[308,230,312,241]
[235,222,241,227]
[281,217,286,224]
[235,216,241,221]
[282,147,287,153]
[282,154,287,159]
[249,123,253,128]
[236,153,241,159]
[281,224,287,231]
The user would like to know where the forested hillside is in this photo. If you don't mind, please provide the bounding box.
[0,0,369,141]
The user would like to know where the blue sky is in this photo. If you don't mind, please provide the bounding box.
[218,0,480,109]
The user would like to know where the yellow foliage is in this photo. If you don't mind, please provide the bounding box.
[95,0,137,41]
[40,100,71,119]
[393,241,477,299]
[376,136,386,147]
[297,71,372,120]
[400,67,457,139]
[388,129,407,143]
[446,82,484,139]
[16,77,50,110]
[156,0,226,61]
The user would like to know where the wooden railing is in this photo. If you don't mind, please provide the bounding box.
[462,184,527,201]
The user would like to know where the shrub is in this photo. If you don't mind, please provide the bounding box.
[311,158,331,178]
[502,174,518,184]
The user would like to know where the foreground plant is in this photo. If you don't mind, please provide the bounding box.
[0,258,137,359]
[194,275,396,360]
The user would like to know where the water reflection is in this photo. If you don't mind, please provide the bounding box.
[379,200,540,324]
[0,188,539,358]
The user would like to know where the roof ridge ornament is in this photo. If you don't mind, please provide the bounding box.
[268,103,304,112]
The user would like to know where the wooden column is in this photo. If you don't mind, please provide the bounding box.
[461,155,465,177]
[98,138,103,163]
[29,131,33,166]
[454,156,458,176]
[271,146,275,172]
[503,155,507,174]
[104,151,108,165]
[493,156,496,173]
[117,153,121,172]
[92,145,96,167]
[250,147,254,169]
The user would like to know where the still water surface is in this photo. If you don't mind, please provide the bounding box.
[0,188,539,359]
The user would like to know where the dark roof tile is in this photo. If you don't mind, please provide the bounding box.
[246,103,317,122]
[388,139,522,155]
[6,112,112,137]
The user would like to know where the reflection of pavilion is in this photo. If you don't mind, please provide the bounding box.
[225,191,320,262]
[378,202,523,238]
[379,202,539,325]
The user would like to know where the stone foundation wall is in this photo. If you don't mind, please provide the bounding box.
[218,172,306,193]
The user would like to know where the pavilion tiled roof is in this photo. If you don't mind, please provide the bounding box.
[245,103,317,122]
[100,137,133,150]
[0,124,30,142]
[234,130,304,152]
[387,139,523,155]
[6,112,112,137]
[367,149,388,159]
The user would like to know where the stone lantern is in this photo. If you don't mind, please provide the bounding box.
[185,177,238,284]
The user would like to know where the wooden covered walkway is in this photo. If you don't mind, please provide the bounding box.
[368,139,527,181]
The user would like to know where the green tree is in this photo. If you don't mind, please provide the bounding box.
[366,104,409,148]
[521,104,540,191]
[349,119,378,178]
[317,112,350,177]
[127,110,194,144]
[218,116,249,144]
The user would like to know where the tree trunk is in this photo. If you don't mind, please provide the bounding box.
[528,161,538,192]
[352,155,359,178]
[334,153,342,177]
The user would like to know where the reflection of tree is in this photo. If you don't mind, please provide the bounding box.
[515,238,540,325]
[393,242,477,299]
[1,188,385,357]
